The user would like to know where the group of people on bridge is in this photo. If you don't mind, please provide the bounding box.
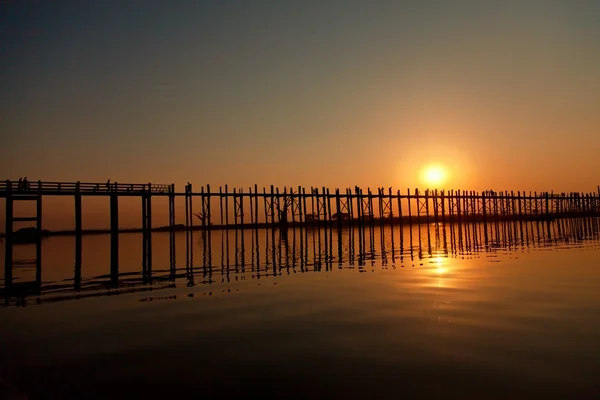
[16,177,30,191]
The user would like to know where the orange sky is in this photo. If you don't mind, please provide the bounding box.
[2,1,599,230]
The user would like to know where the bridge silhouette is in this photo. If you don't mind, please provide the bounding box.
[1,179,599,301]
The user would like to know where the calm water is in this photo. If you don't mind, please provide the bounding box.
[1,218,600,399]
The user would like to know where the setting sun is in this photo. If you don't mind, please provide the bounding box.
[421,164,447,187]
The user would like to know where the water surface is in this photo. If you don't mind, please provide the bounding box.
[1,219,600,399]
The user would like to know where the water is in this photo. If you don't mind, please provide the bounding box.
[1,218,600,399]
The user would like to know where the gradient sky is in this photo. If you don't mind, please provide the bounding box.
[1,1,600,228]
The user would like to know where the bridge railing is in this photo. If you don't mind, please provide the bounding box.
[0,180,173,194]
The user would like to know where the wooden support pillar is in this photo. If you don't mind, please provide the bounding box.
[482,191,487,220]
[36,182,43,290]
[219,186,224,226]
[254,184,259,226]
[147,190,152,275]
[240,188,244,226]
[233,187,238,228]
[110,192,119,282]
[407,188,412,227]
[388,187,394,231]
[297,186,303,224]
[184,185,189,273]
[440,190,446,221]
[75,182,82,290]
[326,188,332,228]
[396,190,403,225]
[205,184,211,228]
[169,183,176,271]
[270,185,275,225]
[142,192,148,277]
[302,188,308,225]
[225,184,229,227]
[4,180,13,289]
[335,189,342,229]
[355,187,363,230]
[248,186,254,225]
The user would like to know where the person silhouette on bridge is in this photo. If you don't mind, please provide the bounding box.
[106,179,111,191]
[17,178,22,191]
[23,177,29,191]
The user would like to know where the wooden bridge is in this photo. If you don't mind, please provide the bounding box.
[1,180,176,293]
[1,179,599,296]
[0,180,173,196]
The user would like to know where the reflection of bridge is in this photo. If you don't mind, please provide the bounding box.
[2,217,599,307]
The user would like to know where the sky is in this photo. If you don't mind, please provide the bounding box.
[1,0,600,229]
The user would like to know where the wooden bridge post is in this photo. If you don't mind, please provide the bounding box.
[378,188,384,226]
[184,184,189,273]
[225,184,229,227]
[355,187,362,230]
[219,186,224,226]
[346,188,353,226]
[35,181,43,290]
[147,183,153,276]
[297,185,303,224]
[249,186,254,225]
[169,183,176,271]
[206,184,212,228]
[75,181,82,290]
[275,187,281,224]
[199,186,206,227]
[440,190,446,221]
[425,188,430,223]
[431,189,437,223]
[326,188,332,228]
[388,187,394,231]
[481,191,487,220]
[335,189,342,229]
[110,187,119,282]
[396,189,403,225]
[233,187,238,229]
[368,187,375,231]
[240,187,245,227]
[254,184,259,225]
[302,187,308,225]
[407,188,412,228]
[270,185,275,225]
[142,188,148,277]
[448,190,453,220]
[4,180,13,289]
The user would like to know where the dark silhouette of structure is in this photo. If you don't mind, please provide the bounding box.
[1,179,599,305]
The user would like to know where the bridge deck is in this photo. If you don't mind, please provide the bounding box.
[0,180,173,197]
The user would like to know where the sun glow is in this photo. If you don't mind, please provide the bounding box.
[421,164,447,187]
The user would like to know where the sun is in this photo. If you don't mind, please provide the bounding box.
[421,164,447,187]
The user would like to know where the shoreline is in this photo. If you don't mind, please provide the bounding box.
[1,212,599,238]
